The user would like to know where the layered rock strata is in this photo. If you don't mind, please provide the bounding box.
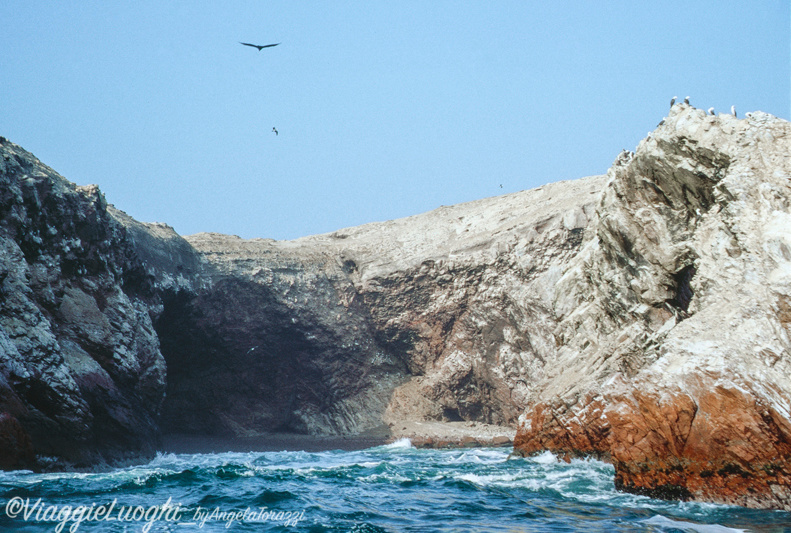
[387,420,514,449]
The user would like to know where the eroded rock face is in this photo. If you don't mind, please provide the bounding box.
[158,176,603,436]
[513,106,791,509]
[0,138,169,467]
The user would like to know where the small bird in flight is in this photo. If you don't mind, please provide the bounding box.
[240,42,280,51]
[272,127,278,136]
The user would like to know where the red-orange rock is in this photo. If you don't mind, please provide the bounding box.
[515,377,791,509]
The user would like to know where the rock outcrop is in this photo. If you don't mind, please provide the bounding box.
[512,106,791,510]
[2,104,791,510]
[0,138,171,468]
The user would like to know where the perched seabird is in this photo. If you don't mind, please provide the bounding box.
[708,107,714,115]
[731,105,737,117]
[670,96,677,107]
[272,127,278,135]
[240,42,280,51]
[684,96,690,105]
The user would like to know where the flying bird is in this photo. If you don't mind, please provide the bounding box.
[272,127,278,136]
[240,42,280,51]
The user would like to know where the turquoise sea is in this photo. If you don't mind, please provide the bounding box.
[1,440,789,532]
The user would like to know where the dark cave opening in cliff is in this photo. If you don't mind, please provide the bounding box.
[152,279,401,439]
[667,265,696,313]
[442,407,464,422]
[154,288,306,436]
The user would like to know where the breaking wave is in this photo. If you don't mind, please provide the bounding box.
[0,445,785,531]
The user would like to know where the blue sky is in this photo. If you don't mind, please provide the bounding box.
[1,2,789,240]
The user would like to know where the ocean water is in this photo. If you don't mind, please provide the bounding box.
[1,440,789,532]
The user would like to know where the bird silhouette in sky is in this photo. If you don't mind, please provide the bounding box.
[272,127,278,136]
[240,42,280,51]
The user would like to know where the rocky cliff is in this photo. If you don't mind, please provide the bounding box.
[1,105,790,510]
[155,175,601,438]
[0,137,169,468]
[0,134,600,467]
[512,106,791,510]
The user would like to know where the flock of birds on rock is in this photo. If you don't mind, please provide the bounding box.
[671,95,738,118]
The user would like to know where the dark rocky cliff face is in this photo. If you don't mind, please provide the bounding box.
[1,136,595,464]
[154,259,408,436]
[0,138,166,468]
